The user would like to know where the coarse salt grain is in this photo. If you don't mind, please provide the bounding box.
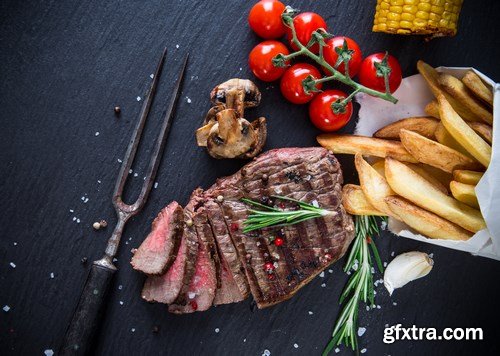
[335,348,340,353]
[377,305,381,309]
[215,328,220,333]
[321,283,326,288]
[263,350,271,356]
[293,343,299,348]
[186,97,192,103]
[328,269,333,273]
[81,196,85,201]
[95,132,99,136]
[118,285,123,290]
[118,159,122,163]
[119,301,124,305]
[308,311,313,315]
[429,253,434,258]
[383,262,388,267]
[391,251,395,257]
[150,73,154,79]
[3,305,10,312]
[133,173,138,177]
[358,327,366,337]
[154,182,158,189]
[175,44,179,49]
[76,219,80,223]
[69,209,74,213]
[393,302,397,306]
[188,292,196,299]
[50,273,54,279]
[319,271,325,278]
[129,169,133,174]
[44,350,54,356]
[10,262,16,268]
[136,96,141,101]
[73,217,77,221]
[131,328,135,332]
[361,348,367,354]
[13,242,17,246]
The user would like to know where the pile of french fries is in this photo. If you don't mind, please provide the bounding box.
[318,60,494,241]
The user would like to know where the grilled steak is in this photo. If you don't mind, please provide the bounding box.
[131,201,183,275]
[132,147,354,312]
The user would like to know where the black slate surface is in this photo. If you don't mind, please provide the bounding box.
[1,0,500,355]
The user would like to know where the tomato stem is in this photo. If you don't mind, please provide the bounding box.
[277,6,398,112]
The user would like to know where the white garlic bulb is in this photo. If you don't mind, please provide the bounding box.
[384,251,433,295]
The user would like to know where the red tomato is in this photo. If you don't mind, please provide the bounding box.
[358,53,402,93]
[309,90,353,132]
[249,40,290,82]
[248,0,286,39]
[286,12,327,53]
[280,63,322,104]
[323,36,363,77]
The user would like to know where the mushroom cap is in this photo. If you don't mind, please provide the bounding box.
[210,79,261,109]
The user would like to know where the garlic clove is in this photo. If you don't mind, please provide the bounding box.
[384,251,433,296]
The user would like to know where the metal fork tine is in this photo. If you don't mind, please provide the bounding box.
[134,54,189,211]
[112,47,168,209]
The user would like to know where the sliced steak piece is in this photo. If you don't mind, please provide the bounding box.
[204,200,249,304]
[131,201,184,275]
[206,147,355,308]
[141,229,188,304]
[169,208,217,314]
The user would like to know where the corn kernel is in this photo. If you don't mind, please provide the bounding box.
[387,12,401,21]
[377,23,388,31]
[428,20,439,27]
[401,12,415,21]
[439,18,449,27]
[399,20,413,28]
[431,5,444,14]
[404,0,418,4]
[433,0,445,6]
[417,3,431,11]
[416,11,430,19]
[442,11,451,20]
[392,0,404,5]
[381,2,390,10]
[402,4,418,14]
[414,18,427,27]
[389,5,403,13]
[387,20,400,28]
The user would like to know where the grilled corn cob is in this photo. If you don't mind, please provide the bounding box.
[373,0,464,37]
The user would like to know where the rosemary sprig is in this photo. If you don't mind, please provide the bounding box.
[241,196,333,233]
[273,6,398,114]
[323,215,385,355]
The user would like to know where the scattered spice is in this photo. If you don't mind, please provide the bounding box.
[217,195,224,202]
[152,325,160,333]
[114,106,121,115]
[274,237,284,246]
[93,222,101,230]
[100,219,108,227]
[81,257,88,264]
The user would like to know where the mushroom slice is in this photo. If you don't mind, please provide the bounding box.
[210,79,261,118]
[206,109,257,159]
[196,120,216,147]
[243,117,267,159]
[204,104,226,125]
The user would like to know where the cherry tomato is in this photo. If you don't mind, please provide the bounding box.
[323,36,362,78]
[358,53,402,93]
[309,90,353,132]
[249,40,290,82]
[248,0,286,39]
[280,63,322,104]
[286,12,327,53]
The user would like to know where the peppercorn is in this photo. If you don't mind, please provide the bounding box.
[99,219,108,228]
[264,262,275,273]
[81,257,88,264]
[114,106,121,115]
[152,325,160,333]
[230,223,239,232]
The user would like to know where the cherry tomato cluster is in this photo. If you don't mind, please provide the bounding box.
[247,1,402,132]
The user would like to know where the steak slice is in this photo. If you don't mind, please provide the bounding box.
[141,229,188,304]
[206,147,355,308]
[131,201,183,275]
[204,200,249,304]
[168,207,217,313]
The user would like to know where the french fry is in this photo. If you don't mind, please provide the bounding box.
[372,160,448,194]
[355,154,398,217]
[438,73,493,125]
[417,61,482,122]
[462,70,493,107]
[371,160,386,177]
[316,134,418,163]
[453,170,484,185]
[434,123,474,159]
[385,196,472,241]
[373,117,439,140]
[468,122,493,144]
[450,181,479,209]
[437,94,492,167]
[399,129,481,173]
[385,157,486,232]
[425,100,440,119]
[342,184,384,216]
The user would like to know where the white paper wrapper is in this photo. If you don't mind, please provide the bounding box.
[355,67,500,261]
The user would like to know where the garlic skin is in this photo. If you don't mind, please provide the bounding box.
[384,251,433,296]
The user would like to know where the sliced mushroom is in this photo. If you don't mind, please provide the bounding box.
[244,117,267,159]
[206,109,258,159]
[210,79,261,118]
